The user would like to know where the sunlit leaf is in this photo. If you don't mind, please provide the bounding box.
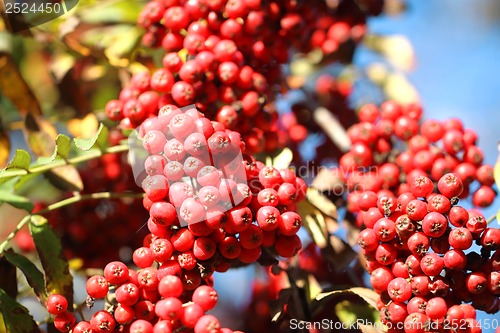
[316,287,379,309]
[303,213,328,248]
[67,113,99,138]
[73,123,109,151]
[272,148,293,170]
[29,215,73,305]
[37,134,72,165]
[307,187,338,219]
[46,165,84,192]
[0,52,42,117]
[494,142,500,190]
[306,275,322,302]
[4,150,31,171]
[0,288,40,333]
[3,250,47,303]
[104,26,143,67]
[363,34,415,71]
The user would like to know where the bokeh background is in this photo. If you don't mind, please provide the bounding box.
[215,0,500,331]
[2,0,499,332]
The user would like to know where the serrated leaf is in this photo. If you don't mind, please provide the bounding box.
[55,134,72,159]
[37,134,72,165]
[0,288,40,333]
[73,123,108,151]
[272,148,293,170]
[5,150,31,170]
[316,287,379,309]
[3,250,47,303]
[0,190,34,212]
[29,215,73,305]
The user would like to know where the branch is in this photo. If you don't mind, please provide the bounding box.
[0,191,144,254]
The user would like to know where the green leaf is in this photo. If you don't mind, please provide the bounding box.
[73,123,108,151]
[0,190,34,212]
[5,149,31,170]
[335,301,379,327]
[29,215,73,305]
[55,135,72,159]
[37,134,72,165]
[3,250,47,303]
[0,288,40,333]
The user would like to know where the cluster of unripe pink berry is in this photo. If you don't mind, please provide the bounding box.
[138,106,305,277]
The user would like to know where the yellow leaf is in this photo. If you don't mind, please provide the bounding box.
[272,148,293,170]
[67,113,99,138]
[0,131,10,168]
[0,52,42,116]
[23,115,57,157]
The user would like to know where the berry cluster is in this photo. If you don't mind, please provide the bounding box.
[340,101,496,226]
[357,173,499,333]
[46,107,306,333]
[136,105,304,282]
[47,271,243,333]
[105,0,377,153]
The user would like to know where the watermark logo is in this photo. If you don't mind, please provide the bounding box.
[128,104,248,227]
[1,0,79,33]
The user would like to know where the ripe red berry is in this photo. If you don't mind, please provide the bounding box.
[437,173,464,199]
[420,253,444,276]
[90,310,116,332]
[425,297,447,320]
[387,277,412,302]
[46,294,68,315]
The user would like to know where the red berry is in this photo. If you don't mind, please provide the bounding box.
[46,294,68,315]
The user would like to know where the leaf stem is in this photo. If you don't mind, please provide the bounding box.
[486,214,497,224]
[0,191,144,254]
